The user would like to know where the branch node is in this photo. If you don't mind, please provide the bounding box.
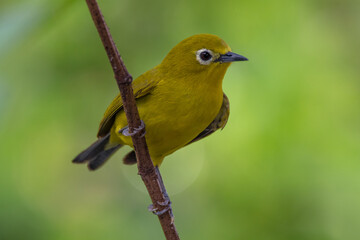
[115,73,133,84]
[138,166,155,178]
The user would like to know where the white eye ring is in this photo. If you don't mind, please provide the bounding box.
[196,49,214,65]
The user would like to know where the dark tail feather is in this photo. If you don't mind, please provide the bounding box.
[123,150,137,165]
[87,145,121,170]
[73,134,111,163]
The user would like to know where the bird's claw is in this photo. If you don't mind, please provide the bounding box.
[119,120,146,137]
[157,198,171,206]
[148,199,172,216]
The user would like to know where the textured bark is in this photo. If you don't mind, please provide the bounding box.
[85,0,180,239]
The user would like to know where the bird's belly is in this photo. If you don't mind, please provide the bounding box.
[112,89,223,163]
[147,105,213,154]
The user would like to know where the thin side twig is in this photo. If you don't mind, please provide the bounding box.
[84,0,180,239]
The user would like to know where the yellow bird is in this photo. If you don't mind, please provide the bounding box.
[73,34,247,170]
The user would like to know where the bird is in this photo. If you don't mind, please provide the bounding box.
[73,34,248,171]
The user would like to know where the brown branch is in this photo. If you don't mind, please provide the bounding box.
[85,0,180,239]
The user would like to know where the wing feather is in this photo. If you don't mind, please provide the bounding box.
[97,72,158,137]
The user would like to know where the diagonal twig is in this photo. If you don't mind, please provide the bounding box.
[84,0,180,239]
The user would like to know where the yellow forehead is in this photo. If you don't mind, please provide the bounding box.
[174,34,231,55]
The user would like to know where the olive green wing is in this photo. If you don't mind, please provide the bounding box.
[187,93,230,145]
[97,74,158,137]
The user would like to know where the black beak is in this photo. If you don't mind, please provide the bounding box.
[215,51,248,63]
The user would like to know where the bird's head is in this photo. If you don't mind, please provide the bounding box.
[160,34,248,78]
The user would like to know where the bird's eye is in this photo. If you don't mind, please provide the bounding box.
[196,49,214,65]
[200,51,212,61]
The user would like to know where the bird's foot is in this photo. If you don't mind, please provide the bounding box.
[119,120,146,137]
[148,198,173,217]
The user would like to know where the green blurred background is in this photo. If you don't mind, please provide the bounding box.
[1,0,359,239]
